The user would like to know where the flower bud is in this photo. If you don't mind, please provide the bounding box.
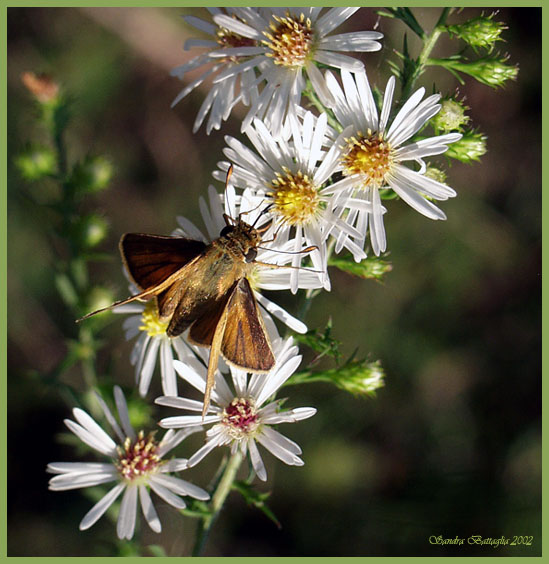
[424,166,447,185]
[444,130,487,163]
[73,214,109,248]
[335,360,385,396]
[449,55,518,88]
[15,145,56,180]
[86,286,116,315]
[431,97,469,133]
[70,156,113,194]
[447,13,507,52]
[21,71,60,104]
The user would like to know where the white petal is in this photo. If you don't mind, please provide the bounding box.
[248,439,267,481]
[315,7,359,36]
[114,386,135,441]
[139,485,161,533]
[255,355,302,407]
[117,485,138,540]
[67,410,117,456]
[138,337,161,397]
[314,50,364,71]
[159,414,220,428]
[48,471,118,491]
[255,292,307,334]
[151,474,210,500]
[79,483,125,531]
[148,478,186,509]
[391,165,457,200]
[160,340,178,396]
[256,428,304,466]
[389,178,447,220]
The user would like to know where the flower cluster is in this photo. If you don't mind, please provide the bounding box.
[41,6,510,548]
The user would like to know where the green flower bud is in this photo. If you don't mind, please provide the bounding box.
[431,97,470,133]
[424,166,447,185]
[447,13,507,52]
[445,130,487,163]
[70,156,113,194]
[85,286,115,316]
[445,54,518,88]
[73,214,109,248]
[15,145,57,180]
[333,360,385,396]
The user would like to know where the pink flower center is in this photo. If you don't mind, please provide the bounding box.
[116,430,162,482]
[222,398,259,439]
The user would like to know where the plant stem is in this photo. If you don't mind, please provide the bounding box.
[192,450,244,556]
[400,8,453,101]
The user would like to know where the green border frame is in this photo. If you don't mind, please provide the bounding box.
[2,1,545,562]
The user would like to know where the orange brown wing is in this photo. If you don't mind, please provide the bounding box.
[120,233,206,290]
[221,278,274,372]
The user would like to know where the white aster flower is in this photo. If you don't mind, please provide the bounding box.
[47,386,209,540]
[215,111,377,288]
[324,69,462,256]
[174,183,322,332]
[156,337,316,481]
[115,298,208,398]
[171,8,260,134]
[208,7,382,137]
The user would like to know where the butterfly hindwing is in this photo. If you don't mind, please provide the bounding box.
[221,278,274,372]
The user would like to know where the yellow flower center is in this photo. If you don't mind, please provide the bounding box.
[222,398,260,440]
[270,168,320,226]
[262,13,314,68]
[116,430,163,484]
[139,301,169,338]
[342,131,394,189]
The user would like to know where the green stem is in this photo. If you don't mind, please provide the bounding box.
[400,8,453,102]
[192,450,244,556]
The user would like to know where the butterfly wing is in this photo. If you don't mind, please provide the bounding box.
[221,278,274,372]
[120,233,206,290]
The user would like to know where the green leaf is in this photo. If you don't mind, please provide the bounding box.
[329,254,392,281]
[181,499,212,519]
[292,319,342,363]
[55,272,78,307]
[232,481,281,529]
[147,545,168,557]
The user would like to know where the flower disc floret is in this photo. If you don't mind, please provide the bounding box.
[222,398,260,440]
[270,168,321,225]
[342,131,394,189]
[139,301,169,338]
[116,430,162,483]
[263,13,314,68]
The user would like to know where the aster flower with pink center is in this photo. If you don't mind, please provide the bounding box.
[156,337,316,481]
[46,386,209,540]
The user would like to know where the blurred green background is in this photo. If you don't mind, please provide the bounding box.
[7,7,541,557]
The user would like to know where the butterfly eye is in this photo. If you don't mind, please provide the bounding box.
[245,248,257,263]
[220,225,233,237]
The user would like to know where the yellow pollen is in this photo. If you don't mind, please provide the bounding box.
[139,301,169,338]
[270,168,320,226]
[262,13,314,68]
[342,130,394,189]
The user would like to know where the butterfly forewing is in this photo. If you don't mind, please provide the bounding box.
[120,233,206,290]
